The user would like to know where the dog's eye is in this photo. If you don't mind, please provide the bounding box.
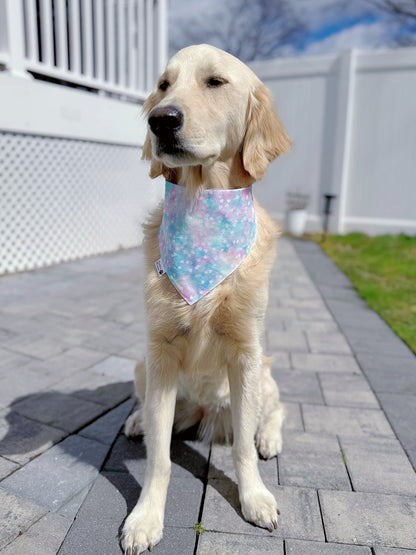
[206,77,227,88]
[158,80,169,91]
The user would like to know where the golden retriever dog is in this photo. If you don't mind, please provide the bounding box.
[121,44,291,554]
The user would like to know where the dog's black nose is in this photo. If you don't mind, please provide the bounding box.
[148,106,183,138]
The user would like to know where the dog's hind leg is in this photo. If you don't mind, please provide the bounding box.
[124,360,146,437]
[125,360,203,437]
[255,358,286,459]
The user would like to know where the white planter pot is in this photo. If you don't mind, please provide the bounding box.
[286,209,307,237]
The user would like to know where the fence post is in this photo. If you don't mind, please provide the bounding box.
[4,0,29,77]
[330,48,356,234]
[158,0,168,74]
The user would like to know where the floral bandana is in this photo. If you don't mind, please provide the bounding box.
[158,181,257,305]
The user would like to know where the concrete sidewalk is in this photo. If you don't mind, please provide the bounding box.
[0,238,415,554]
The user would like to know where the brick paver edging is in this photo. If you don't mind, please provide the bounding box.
[293,239,416,470]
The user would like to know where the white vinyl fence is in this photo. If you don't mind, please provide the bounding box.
[250,47,416,236]
[0,0,167,100]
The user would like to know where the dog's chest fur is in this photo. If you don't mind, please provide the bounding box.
[142,199,279,397]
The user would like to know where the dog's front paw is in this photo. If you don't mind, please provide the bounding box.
[124,409,144,438]
[240,488,280,532]
[256,426,283,459]
[121,504,163,554]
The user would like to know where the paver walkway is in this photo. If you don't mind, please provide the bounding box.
[0,238,415,554]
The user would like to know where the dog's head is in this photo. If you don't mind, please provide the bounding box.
[142,44,291,186]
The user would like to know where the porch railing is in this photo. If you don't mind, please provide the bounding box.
[0,0,167,101]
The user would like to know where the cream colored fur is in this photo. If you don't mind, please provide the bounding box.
[121,44,290,555]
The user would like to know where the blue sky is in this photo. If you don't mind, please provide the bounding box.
[169,0,416,61]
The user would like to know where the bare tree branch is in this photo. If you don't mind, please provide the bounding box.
[170,0,306,62]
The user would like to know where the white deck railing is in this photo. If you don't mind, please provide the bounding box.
[0,0,167,101]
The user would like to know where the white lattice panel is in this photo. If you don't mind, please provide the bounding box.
[0,132,162,274]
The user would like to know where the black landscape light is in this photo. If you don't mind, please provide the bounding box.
[322,194,337,239]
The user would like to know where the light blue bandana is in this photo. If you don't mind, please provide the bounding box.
[158,181,257,305]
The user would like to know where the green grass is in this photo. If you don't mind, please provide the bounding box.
[193,522,206,535]
[315,233,416,354]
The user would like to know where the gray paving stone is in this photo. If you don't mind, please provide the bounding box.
[267,330,309,352]
[319,490,416,549]
[295,240,416,473]
[265,306,298,322]
[79,399,135,445]
[12,390,106,433]
[0,487,47,549]
[57,484,91,519]
[198,532,284,554]
[82,327,139,353]
[58,472,134,555]
[319,372,379,408]
[105,433,210,480]
[297,308,334,321]
[1,435,108,511]
[270,351,292,370]
[341,325,413,358]
[87,355,136,382]
[317,284,362,302]
[283,320,340,333]
[0,456,19,480]
[23,346,108,377]
[0,409,66,465]
[376,393,416,467]
[104,434,146,474]
[290,285,321,299]
[0,313,48,336]
[279,432,351,490]
[208,444,277,485]
[119,341,145,360]
[0,510,71,555]
[273,370,324,404]
[340,436,416,495]
[2,334,70,360]
[125,320,147,335]
[302,404,394,437]
[106,303,141,325]
[59,472,197,555]
[306,331,352,355]
[0,365,59,408]
[375,549,416,555]
[150,527,197,555]
[282,402,304,432]
[323,299,390,331]
[356,352,416,395]
[166,476,204,528]
[164,435,210,481]
[292,241,352,289]
[279,298,327,310]
[291,353,361,373]
[201,483,324,540]
[286,539,372,554]
[0,348,34,371]
[52,369,133,407]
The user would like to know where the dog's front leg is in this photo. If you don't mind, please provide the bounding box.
[121,358,178,554]
[228,347,279,532]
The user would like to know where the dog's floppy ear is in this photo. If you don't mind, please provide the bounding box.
[141,93,163,179]
[242,84,291,181]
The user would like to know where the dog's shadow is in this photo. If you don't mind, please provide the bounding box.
[0,385,243,547]
[112,424,244,538]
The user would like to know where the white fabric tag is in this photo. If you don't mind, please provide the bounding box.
[155,258,166,277]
